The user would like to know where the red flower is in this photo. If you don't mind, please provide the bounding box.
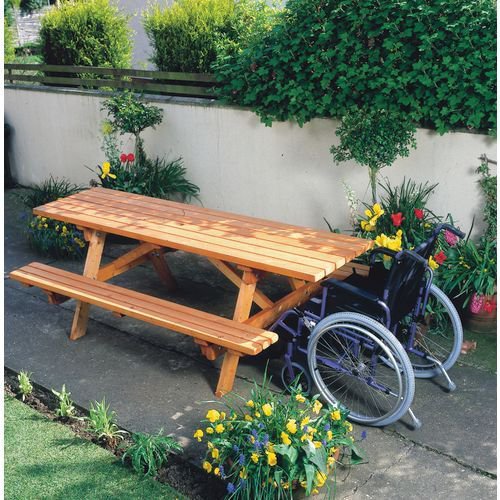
[483,299,496,313]
[434,251,447,265]
[127,153,135,162]
[120,153,127,163]
[414,208,424,220]
[390,212,405,227]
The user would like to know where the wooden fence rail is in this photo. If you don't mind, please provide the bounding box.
[4,64,218,98]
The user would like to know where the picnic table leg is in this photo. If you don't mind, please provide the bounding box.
[70,230,106,340]
[148,249,177,291]
[233,268,259,322]
[215,351,242,398]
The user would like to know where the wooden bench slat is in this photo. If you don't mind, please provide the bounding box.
[10,263,278,355]
[35,205,327,282]
[25,262,277,345]
[75,189,366,257]
[49,196,346,272]
[73,190,359,261]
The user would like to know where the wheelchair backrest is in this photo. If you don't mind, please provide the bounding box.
[382,250,429,326]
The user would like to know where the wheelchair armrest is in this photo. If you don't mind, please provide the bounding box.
[369,247,397,266]
[321,278,381,303]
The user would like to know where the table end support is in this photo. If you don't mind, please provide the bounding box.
[215,351,242,398]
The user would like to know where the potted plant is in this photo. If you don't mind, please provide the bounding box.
[438,157,497,332]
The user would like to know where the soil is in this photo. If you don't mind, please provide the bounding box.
[4,367,226,500]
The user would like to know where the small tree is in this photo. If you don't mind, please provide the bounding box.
[330,107,417,203]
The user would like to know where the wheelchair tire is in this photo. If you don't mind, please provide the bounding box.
[280,362,313,396]
[405,284,463,378]
[307,312,415,427]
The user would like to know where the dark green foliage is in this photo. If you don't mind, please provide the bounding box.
[39,0,132,69]
[20,0,46,14]
[330,107,417,202]
[143,0,279,73]
[476,157,496,241]
[214,0,496,133]
[122,431,183,477]
[21,176,83,209]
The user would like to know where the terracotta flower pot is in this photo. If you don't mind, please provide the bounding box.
[465,294,497,334]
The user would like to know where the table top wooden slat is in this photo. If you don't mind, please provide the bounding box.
[34,188,372,282]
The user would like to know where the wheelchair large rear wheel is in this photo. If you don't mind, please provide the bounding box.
[402,284,463,378]
[307,312,415,426]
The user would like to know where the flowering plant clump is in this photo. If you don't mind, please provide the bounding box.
[26,215,87,259]
[195,380,365,499]
[354,178,457,271]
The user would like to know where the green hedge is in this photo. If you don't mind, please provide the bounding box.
[143,0,278,73]
[39,0,132,68]
[214,0,496,133]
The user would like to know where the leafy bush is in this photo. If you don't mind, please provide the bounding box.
[476,157,496,241]
[4,18,16,63]
[87,399,128,446]
[122,430,183,477]
[214,0,496,133]
[52,385,76,419]
[195,378,364,498]
[20,0,46,15]
[143,0,279,73]
[22,176,83,209]
[39,0,132,69]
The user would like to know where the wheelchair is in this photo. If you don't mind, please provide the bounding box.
[271,223,465,428]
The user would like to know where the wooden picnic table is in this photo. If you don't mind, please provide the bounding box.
[10,187,372,396]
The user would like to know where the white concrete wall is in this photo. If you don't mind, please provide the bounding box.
[5,87,497,235]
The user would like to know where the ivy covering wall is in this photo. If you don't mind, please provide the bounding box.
[214,0,496,133]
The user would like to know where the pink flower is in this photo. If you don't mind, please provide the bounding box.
[127,153,135,162]
[120,153,127,163]
[444,230,458,247]
[469,293,484,314]
[390,212,405,227]
[414,208,424,220]
[434,251,447,265]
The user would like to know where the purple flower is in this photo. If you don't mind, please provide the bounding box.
[322,440,327,446]
[233,444,240,453]
[251,429,258,438]
[239,479,247,490]
[361,430,367,440]
[324,423,331,431]
[257,422,265,429]
[238,453,245,465]
[262,434,269,445]
[227,483,235,494]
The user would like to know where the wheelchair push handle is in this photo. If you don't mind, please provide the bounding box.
[431,223,466,240]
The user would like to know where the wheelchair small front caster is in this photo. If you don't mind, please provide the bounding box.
[408,408,422,430]
[281,362,312,396]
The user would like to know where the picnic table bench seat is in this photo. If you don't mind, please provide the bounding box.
[10,262,279,396]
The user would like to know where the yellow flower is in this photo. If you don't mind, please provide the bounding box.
[262,403,273,416]
[312,400,323,414]
[316,471,327,488]
[428,256,439,270]
[327,430,333,441]
[286,419,297,434]
[100,161,117,180]
[250,435,255,444]
[246,400,255,408]
[206,409,220,423]
[244,414,253,422]
[281,432,291,445]
[295,394,306,403]
[361,203,385,231]
[62,226,68,233]
[345,421,353,432]
[101,120,114,136]
[202,461,212,473]
[313,441,322,448]
[193,429,203,442]
[220,412,226,420]
[327,456,336,467]
[214,467,220,476]
[331,409,341,421]
[211,448,219,460]
[266,451,277,466]
[374,230,403,253]
[329,446,338,456]
[206,427,214,434]
[215,423,224,434]
[43,223,48,228]
[251,452,259,463]
[239,468,247,479]
[254,411,261,418]
[207,442,214,449]
[300,416,310,427]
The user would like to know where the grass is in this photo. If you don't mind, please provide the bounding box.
[458,327,497,373]
[4,394,184,499]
